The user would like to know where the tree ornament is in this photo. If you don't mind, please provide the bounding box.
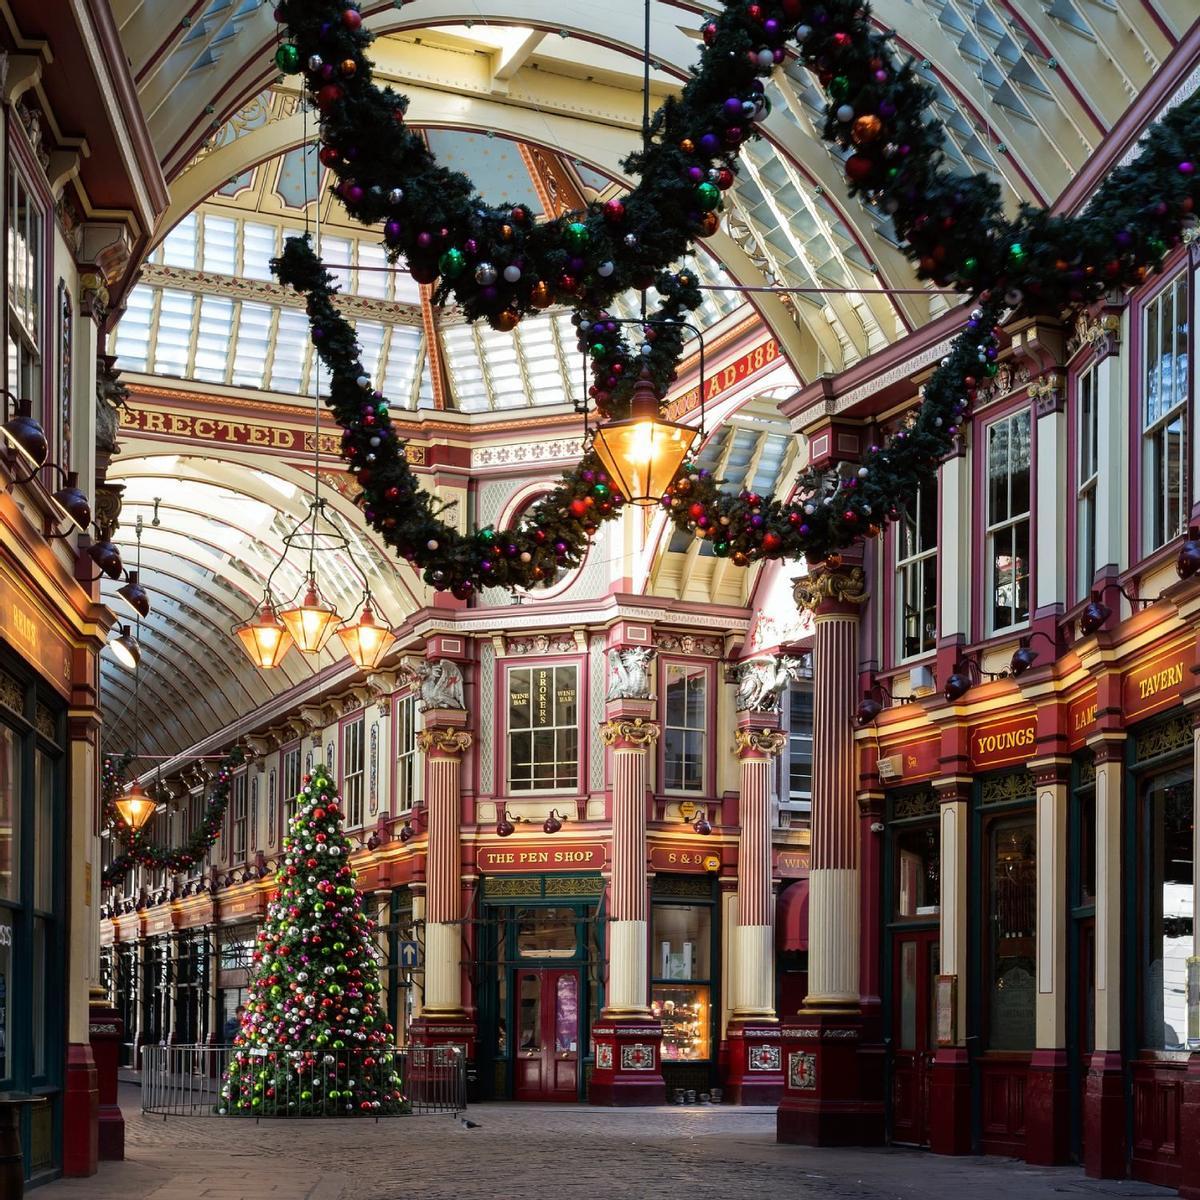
[695,182,721,211]
[565,221,590,248]
[474,262,498,285]
[275,43,302,73]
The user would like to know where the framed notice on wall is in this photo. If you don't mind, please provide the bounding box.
[936,974,958,1047]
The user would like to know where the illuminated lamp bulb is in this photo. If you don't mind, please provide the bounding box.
[234,602,295,669]
[114,781,157,831]
[337,601,397,670]
[108,624,140,671]
[590,370,694,506]
[279,579,341,654]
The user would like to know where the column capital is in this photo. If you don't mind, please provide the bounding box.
[416,727,472,756]
[733,727,787,759]
[1027,756,1072,787]
[1086,731,1127,764]
[793,563,868,618]
[599,717,659,750]
[933,776,973,805]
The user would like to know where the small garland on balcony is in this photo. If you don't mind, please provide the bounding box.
[100,747,245,885]
[269,0,1200,595]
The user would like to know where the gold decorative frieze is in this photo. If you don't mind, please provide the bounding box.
[733,728,787,757]
[793,565,867,614]
[416,728,473,755]
[598,717,660,748]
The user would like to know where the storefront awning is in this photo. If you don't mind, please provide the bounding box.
[776,879,808,953]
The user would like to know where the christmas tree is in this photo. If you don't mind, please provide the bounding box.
[220,764,405,1115]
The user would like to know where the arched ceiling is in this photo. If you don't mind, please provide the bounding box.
[100,450,423,757]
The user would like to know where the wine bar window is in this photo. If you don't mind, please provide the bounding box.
[651,900,713,1061]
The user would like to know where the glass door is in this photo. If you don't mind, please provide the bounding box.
[513,968,580,1101]
[890,929,939,1145]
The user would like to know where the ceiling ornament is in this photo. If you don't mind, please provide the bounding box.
[268,0,1200,596]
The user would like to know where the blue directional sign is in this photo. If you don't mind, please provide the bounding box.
[399,940,421,969]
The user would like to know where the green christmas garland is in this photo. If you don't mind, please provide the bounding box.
[269,0,1200,596]
[101,746,245,885]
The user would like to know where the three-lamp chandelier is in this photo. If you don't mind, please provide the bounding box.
[234,494,397,672]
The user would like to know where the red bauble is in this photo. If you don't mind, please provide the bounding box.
[318,146,341,167]
[762,531,783,552]
[316,84,343,111]
[603,198,626,224]
[688,502,706,520]
[845,155,875,184]
[341,7,362,29]
[702,21,718,45]
[570,498,589,518]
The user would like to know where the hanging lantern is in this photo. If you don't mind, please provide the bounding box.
[279,578,341,654]
[108,624,141,671]
[234,601,295,668]
[337,600,397,670]
[590,370,694,506]
[114,781,156,831]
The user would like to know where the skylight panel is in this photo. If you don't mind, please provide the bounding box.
[356,241,389,299]
[231,302,273,387]
[381,325,421,405]
[193,295,235,383]
[270,309,310,392]
[161,213,198,270]
[355,320,387,383]
[153,290,196,376]
[202,214,237,274]
[320,236,352,291]
[242,221,278,281]
[113,285,155,372]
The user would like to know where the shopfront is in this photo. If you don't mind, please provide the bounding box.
[883,785,940,1148]
[217,922,259,1041]
[474,871,604,1102]
[0,654,68,1182]
[1125,712,1193,1190]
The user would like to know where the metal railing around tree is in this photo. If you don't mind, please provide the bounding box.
[140,1044,466,1118]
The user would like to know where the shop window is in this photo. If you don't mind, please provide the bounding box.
[986,408,1031,633]
[897,477,938,659]
[507,665,578,792]
[231,774,248,862]
[396,693,418,812]
[784,682,813,817]
[651,902,712,1061]
[343,716,365,828]
[1142,274,1189,553]
[7,162,43,406]
[516,908,578,957]
[663,663,706,793]
[985,814,1036,1050]
[895,826,939,919]
[1076,364,1099,601]
[1139,763,1193,1050]
[281,743,301,836]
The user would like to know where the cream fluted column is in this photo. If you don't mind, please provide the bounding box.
[794,566,867,1006]
[732,725,787,1019]
[598,717,658,1014]
[416,725,472,1017]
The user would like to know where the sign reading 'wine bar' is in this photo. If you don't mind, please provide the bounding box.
[968,712,1037,770]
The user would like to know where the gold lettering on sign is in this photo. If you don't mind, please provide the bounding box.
[1073,703,1097,733]
[973,726,1035,757]
[1139,663,1184,701]
[11,603,38,654]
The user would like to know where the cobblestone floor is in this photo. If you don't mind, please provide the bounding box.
[39,1087,1174,1200]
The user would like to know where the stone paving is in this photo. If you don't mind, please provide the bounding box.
[39,1087,1174,1200]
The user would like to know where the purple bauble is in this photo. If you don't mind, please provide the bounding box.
[723,98,743,118]
[688,165,705,182]
[345,184,364,204]
[416,230,434,248]
[384,219,402,240]
[699,133,721,155]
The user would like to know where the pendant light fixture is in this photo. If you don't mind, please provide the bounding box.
[109,624,141,671]
[590,370,696,507]
[279,574,341,654]
[114,781,156,831]
[234,598,295,669]
[337,593,397,670]
[117,570,150,619]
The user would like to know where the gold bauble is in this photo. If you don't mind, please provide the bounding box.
[851,114,883,145]
[529,281,553,309]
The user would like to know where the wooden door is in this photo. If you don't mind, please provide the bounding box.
[514,968,580,1101]
[890,929,938,1145]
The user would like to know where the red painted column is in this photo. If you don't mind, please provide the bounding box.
[409,715,475,1058]
[590,709,665,1105]
[725,717,787,1104]
[779,565,877,1145]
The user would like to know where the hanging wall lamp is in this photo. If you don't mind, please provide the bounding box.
[542,808,566,835]
[113,780,156,831]
[45,469,91,533]
[108,624,141,671]
[1178,527,1200,580]
[117,570,151,619]
[1009,630,1059,677]
[855,677,895,725]
[0,392,48,482]
[86,536,124,581]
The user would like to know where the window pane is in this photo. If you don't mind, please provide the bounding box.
[987,816,1036,1050]
[34,751,53,911]
[32,917,47,1075]
[653,984,710,1060]
[652,903,711,979]
[895,825,939,918]
[1141,765,1193,1050]
[0,726,19,899]
[201,214,237,274]
[0,909,10,1078]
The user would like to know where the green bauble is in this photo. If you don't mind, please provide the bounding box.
[565,221,590,248]
[438,248,466,277]
[275,43,302,73]
[696,183,721,211]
